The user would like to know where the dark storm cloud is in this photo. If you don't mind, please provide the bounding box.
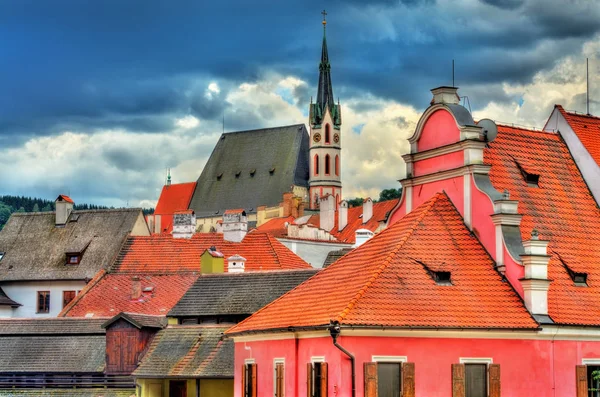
[480,0,524,10]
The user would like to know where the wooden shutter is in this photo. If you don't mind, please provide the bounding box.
[489,364,501,397]
[364,362,378,397]
[452,364,465,397]
[577,365,588,397]
[241,364,247,397]
[276,363,284,397]
[402,362,415,397]
[307,363,313,397]
[320,362,328,397]
[250,363,257,397]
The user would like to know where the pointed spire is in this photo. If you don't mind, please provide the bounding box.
[317,9,334,115]
[166,168,172,186]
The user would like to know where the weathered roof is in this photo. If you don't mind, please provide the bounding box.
[323,248,353,268]
[0,287,20,307]
[102,312,167,329]
[227,193,537,335]
[168,269,319,317]
[134,325,233,378]
[556,105,600,165]
[188,124,310,217]
[0,209,144,281]
[110,232,311,273]
[154,182,197,233]
[0,318,106,335]
[487,124,600,326]
[0,390,136,397]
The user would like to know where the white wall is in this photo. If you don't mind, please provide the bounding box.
[278,238,352,268]
[0,280,87,318]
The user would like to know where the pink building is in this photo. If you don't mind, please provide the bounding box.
[225,87,600,397]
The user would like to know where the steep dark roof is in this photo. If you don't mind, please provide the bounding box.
[0,209,146,281]
[188,125,310,218]
[0,287,20,307]
[0,318,106,335]
[0,390,136,397]
[103,313,166,330]
[168,269,318,317]
[323,248,353,268]
[134,325,233,378]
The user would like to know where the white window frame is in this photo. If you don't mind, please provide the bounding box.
[273,358,285,397]
[244,358,255,365]
[583,359,600,365]
[372,355,408,363]
[311,356,325,363]
[459,357,493,396]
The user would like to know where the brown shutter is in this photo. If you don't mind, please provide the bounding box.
[577,365,588,397]
[452,364,465,397]
[320,362,328,397]
[402,362,415,397]
[364,362,378,397]
[489,364,501,397]
[241,364,247,397]
[250,363,257,397]
[307,363,313,397]
[276,363,284,397]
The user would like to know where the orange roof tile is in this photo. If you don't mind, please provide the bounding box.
[112,232,311,273]
[227,193,537,335]
[154,182,197,233]
[57,194,74,204]
[62,273,198,317]
[556,105,600,165]
[487,124,600,325]
[255,216,295,238]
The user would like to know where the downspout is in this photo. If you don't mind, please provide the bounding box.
[329,321,355,397]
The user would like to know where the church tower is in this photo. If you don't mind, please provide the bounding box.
[308,10,342,210]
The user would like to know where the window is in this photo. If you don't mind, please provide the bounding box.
[274,359,284,397]
[365,357,413,397]
[453,359,500,397]
[325,155,331,175]
[325,124,331,144]
[563,258,588,287]
[242,362,257,397]
[515,160,539,187]
[314,155,320,176]
[578,361,600,397]
[66,254,81,265]
[587,365,600,397]
[434,271,452,285]
[377,363,401,395]
[37,291,50,313]
[335,155,339,176]
[0,252,4,261]
[307,361,327,397]
[465,364,487,397]
[63,291,76,308]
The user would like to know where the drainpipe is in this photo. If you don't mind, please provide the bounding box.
[329,321,355,397]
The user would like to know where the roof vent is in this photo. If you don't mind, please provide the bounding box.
[433,271,452,285]
[561,257,588,287]
[250,169,256,177]
[269,167,276,175]
[217,172,223,181]
[514,159,539,187]
[235,171,241,178]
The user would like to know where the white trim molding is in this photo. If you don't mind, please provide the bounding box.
[311,356,326,363]
[582,359,600,365]
[245,358,256,364]
[459,357,493,365]
[372,355,408,363]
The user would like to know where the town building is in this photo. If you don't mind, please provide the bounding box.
[0,195,149,317]
[147,174,197,234]
[225,86,600,397]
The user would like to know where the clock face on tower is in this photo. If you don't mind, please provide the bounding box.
[313,133,322,143]
[333,133,340,143]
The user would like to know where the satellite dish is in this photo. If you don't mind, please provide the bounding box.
[478,119,498,142]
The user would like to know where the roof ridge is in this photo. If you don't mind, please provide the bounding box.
[58,269,107,316]
[222,124,306,136]
[264,233,282,268]
[334,193,442,323]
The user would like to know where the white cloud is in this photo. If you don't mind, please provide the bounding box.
[175,115,200,129]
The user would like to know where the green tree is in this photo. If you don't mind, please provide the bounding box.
[32,203,39,212]
[0,203,12,231]
[378,188,402,202]
[346,197,364,207]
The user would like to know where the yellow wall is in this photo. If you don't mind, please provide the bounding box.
[137,378,233,397]
[200,379,234,397]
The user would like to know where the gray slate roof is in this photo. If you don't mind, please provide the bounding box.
[188,125,310,218]
[323,248,354,268]
[134,326,233,378]
[0,390,136,397]
[0,209,145,281]
[168,269,319,317]
[0,287,20,307]
[0,318,106,335]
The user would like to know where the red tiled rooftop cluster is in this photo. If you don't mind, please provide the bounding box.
[556,105,600,165]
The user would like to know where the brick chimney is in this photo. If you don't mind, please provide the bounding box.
[319,195,335,232]
[338,200,348,231]
[131,276,142,300]
[227,254,246,273]
[172,210,196,239]
[201,246,225,274]
[55,195,74,226]
[223,210,247,242]
[362,198,373,224]
[519,229,552,317]
[282,192,294,217]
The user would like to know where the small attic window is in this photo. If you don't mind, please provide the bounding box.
[66,254,81,265]
[235,171,241,178]
[70,214,80,222]
[217,172,223,181]
[269,167,275,175]
[561,256,588,287]
[0,252,4,261]
[249,169,256,177]
[434,271,452,285]
[514,159,539,187]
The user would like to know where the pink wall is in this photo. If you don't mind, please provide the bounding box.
[417,109,460,152]
[413,151,463,177]
[235,333,600,397]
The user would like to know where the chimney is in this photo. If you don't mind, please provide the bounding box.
[338,200,348,231]
[319,195,335,232]
[282,192,293,217]
[154,214,162,234]
[200,246,225,274]
[362,198,373,224]
[131,276,142,300]
[55,195,74,226]
[172,210,196,239]
[227,254,246,273]
[223,210,247,242]
[519,229,552,317]
[355,229,374,248]
[431,86,460,105]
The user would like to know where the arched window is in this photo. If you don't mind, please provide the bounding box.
[314,155,319,175]
[325,124,331,144]
[325,154,331,175]
[335,155,339,176]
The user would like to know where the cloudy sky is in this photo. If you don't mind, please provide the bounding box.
[1,0,599,208]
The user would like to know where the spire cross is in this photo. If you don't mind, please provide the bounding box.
[321,9,327,26]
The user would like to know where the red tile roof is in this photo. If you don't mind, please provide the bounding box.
[111,232,311,273]
[556,105,600,165]
[154,182,197,233]
[62,273,198,317]
[487,124,600,325]
[227,193,537,335]
[57,194,74,204]
[255,216,295,238]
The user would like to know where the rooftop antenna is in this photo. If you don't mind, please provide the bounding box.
[166,168,171,186]
[587,58,590,115]
[452,59,455,87]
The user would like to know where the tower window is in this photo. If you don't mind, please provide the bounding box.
[335,155,339,176]
[314,155,319,176]
[325,154,331,175]
[325,124,331,144]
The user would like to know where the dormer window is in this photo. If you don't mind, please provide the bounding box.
[217,172,223,181]
[514,159,539,187]
[560,256,588,287]
[0,252,4,261]
[66,254,81,265]
[434,271,452,285]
